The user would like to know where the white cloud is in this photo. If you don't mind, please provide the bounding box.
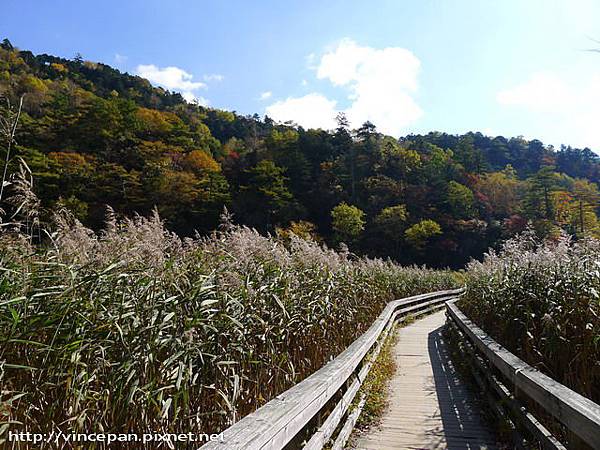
[481,127,498,137]
[266,93,338,130]
[301,79,308,86]
[497,71,600,149]
[259,91,273,100]
[497,72,574,112]
[265,38,423,135]
[114,53,127,65]
[136,64,207,103]
[191,95,210,106]
[204,73,224,82]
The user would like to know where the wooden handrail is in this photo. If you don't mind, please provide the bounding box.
[203,288,464,450]
[446,300,600,449]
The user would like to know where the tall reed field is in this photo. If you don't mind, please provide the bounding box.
[461,230,600,403]
[0,207,457,442]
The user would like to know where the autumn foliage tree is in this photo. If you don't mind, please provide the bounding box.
[2,41,600,267]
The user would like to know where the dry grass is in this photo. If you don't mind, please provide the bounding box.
[461,229,600,403]
[0,209,457,445]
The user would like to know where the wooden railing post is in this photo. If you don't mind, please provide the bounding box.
[445,300,600,449]
[203,288,463,450]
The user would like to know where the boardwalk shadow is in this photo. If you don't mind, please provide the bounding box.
[426,324,496,450]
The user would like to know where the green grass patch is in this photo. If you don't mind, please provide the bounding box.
[355,326,398,431]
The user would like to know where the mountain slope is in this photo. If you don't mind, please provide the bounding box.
[2,38,600,267]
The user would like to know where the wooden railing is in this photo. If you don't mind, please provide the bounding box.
[446,300,600,450]
[203,288,464,450]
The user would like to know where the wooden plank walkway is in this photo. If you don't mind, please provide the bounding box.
[352,311,500,449]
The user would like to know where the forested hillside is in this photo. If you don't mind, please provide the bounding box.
[2,38,600,267]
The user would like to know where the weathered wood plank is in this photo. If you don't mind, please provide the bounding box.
[446,301,600,449]
[303,313,395,450]
[352,311,498,449]
[331,394,366,450]
[305,297,449,450]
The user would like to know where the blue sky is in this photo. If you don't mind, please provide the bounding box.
[2,0,600,149]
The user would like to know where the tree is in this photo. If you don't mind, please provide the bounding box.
[572,179,600,236]
[455,135,484,172]
[135,107,176,137]
[447,181,475,218]
[192,170,231,232]
[236,160,298,230]
[551,190,574,228]
[421,144,456,184]
[8,42,600,267]
[404,219,442,250]
[267,128,311,201]
[373,204,408,256]
[0,96,23,203]
[48,151,93,197]
[381,139,421,181]
[332,113,357,200]
[335,112,349,130]
[525,166,560,221]
[331,202,365,243]
[362,175,404,214]
[276,220,321,242]
[181,150,221,174]
[1,39,14,51]
[374,205,408,239]
[475,166,522,218]
[150,169,201,217]
[73,96,137,159]
[550,179,600,237]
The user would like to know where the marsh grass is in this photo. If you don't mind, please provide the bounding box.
[0,209,456,445]
[462,229,600,403]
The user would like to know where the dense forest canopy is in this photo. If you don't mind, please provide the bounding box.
[2,38,600,268]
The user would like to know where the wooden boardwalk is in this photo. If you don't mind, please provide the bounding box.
[352,311,500,450]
